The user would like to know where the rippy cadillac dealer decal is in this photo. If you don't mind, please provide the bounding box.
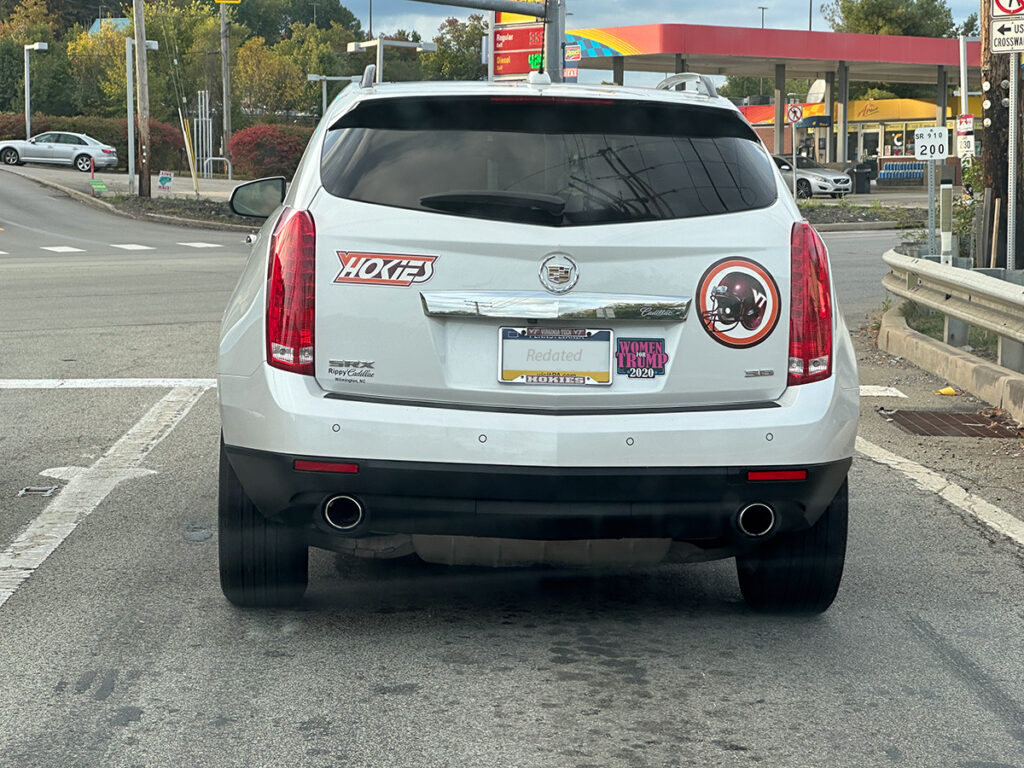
[696,257,781,348]
[334,252,437,286]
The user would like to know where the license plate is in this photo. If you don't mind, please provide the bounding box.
[498,327,613,386]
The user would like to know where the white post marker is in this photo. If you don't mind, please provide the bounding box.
[915,126,948,256]
[787,103,804,200]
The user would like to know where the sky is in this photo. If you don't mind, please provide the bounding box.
[361,0,982,40]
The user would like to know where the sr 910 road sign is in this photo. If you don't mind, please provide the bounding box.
[914,127,949,161]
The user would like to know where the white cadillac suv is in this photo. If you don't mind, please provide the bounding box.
[218,70,859,612]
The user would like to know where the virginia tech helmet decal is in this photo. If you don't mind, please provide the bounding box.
[697,258,781,348]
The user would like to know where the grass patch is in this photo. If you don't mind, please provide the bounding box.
[107,195,254,226]
[900,300,998,361]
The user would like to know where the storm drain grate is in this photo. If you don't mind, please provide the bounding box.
[885,410,1023,438]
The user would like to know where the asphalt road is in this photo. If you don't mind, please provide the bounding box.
[1,172,1022,768]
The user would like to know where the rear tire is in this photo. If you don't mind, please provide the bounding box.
[796,179,812,199]
[219,441,308,607]
[74,154,92,172]
[735,479,848,614]
[1,148,19,165]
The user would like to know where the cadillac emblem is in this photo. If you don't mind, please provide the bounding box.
[538,253,579,294]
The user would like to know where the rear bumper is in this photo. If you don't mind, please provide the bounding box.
[225,444,851,545]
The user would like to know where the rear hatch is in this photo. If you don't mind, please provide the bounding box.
[309,93,792,411]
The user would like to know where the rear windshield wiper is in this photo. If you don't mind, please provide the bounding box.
[420,190,566,221]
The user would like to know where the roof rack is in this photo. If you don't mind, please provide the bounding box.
[655,73,719,98]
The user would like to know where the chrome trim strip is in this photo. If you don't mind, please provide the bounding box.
[322,391,779,415]
[420,291,692,322]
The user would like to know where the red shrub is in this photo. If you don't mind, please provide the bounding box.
[229,124,313,179]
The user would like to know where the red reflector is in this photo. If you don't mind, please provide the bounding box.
[294,460,359,474]
[748,470,807,482]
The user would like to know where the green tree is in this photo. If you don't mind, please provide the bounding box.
[719,76,816,100]
[235,36,302,116]
[821,0,954,37]
[420,14,487,81]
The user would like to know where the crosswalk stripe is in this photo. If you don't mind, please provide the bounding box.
[41,246,85,253]
[110,244,155,251]
[177,242,222,249]
[859,385,908,398]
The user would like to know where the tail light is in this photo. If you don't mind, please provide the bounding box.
[102,148,115,154]
[788,222,832,386]
[267,208,316,376]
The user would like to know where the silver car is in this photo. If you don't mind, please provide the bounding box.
[773,155,852,199]
[0,131,118,172]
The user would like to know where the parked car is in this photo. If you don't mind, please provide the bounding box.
[0,131,118,172]
[218,71,859,613]
[773,155,852,198]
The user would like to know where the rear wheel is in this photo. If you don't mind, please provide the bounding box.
[1,148,19,165]
[218,441,308,607]
[74,154,92,172]
[735,479,848,614]
[796,179,812,199]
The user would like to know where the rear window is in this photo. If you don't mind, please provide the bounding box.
[320,96,777,227]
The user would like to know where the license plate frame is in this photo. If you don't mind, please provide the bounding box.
[498,327,613,386]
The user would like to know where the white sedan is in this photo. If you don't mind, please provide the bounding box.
[0,131,118,172]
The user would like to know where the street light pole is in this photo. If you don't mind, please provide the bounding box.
[23,42,47,140]
[346,37,437,84]
[759,6,766,28]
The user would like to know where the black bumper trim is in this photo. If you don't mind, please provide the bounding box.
[225,446,851,545]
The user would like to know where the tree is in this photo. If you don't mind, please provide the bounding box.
[0,0,54,42]
[235,36,302,116]
[719,76,817,100]
[821,0,954,37]
[420,14,487,81]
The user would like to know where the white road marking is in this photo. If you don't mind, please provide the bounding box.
[856,436,1024,548]
[110,244,155,251]
[41,246,85,253]
[0,386,208,609]
[177,242,222,249]
[859,385,908,398]
[0,251,7,255]
[0,378,216,389]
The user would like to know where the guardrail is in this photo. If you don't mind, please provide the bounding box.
[882,249,1024,373]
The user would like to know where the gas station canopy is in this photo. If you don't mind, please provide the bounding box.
[567,24,982,86]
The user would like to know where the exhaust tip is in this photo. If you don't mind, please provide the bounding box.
[737,503,775,538]
[323,495,365,531]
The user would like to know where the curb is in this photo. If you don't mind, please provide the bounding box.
[0,166,251,232]
[876,307,1024,425]
[813,221,912,232]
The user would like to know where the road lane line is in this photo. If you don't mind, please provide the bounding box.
[177,242,222,249]
[41,246,85,253]
[0,378,216,389]
[859,386,907,398]
[0,386,208,610]
[110,244,155,251]
[856,436,1024,548]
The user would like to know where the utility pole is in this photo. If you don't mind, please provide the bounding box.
[132,0,151,197]
[981,0,1014,266]
[220,3,231,160]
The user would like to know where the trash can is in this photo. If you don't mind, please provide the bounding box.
[854,164,872,194]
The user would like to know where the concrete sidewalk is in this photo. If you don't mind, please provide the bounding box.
[0,164,239,202]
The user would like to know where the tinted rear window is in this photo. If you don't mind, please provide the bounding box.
[320,96,777,227]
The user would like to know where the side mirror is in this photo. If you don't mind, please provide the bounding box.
[230,177,287,218]
[28,138,36,144]
[780,164,792,172]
